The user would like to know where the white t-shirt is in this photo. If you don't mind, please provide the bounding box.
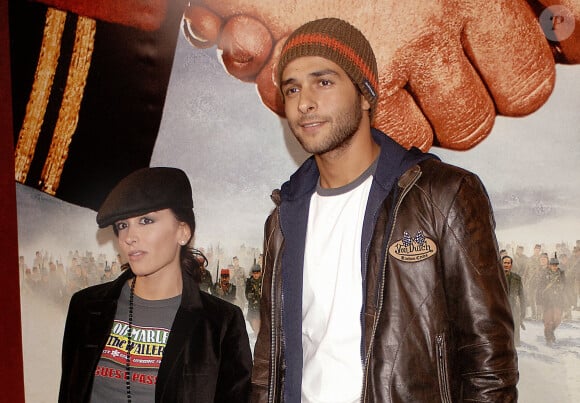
[301,161,376,403]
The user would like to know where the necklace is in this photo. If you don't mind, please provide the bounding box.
[126,276,136,403]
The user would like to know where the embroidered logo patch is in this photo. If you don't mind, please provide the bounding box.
[388,230,437,262]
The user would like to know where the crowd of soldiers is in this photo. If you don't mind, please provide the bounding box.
[19,249,123,309]
[18,245,264,332]
[500,240,580,346]
[500,241,580,319]
[198,254,264,333]
[19,240,577,344]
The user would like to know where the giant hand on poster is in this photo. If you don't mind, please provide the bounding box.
[182,0,579,150]
[14,0,579,211]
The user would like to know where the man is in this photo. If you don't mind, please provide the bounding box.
[571,246,580,309]
[531,252,550,320]
[502,256,526,346]
[196,255,213,294]
[213,268,237,303]
[558,253,574,320]
[245,262,263,334]
[99,264,114,284]
[513,245,529,278]
[537,254,567,346]
[527,243,542,276]
[230,256,247,310]
[251,18,518,402]
[524,244,543,319]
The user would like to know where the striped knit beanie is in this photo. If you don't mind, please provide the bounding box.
[277,18,379,118]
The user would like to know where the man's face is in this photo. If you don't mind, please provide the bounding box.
[502,258,512,273]
[280,56,368,156]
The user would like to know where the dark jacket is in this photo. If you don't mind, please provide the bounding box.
[537,268,567,309]
[59,268,252,402]
[251,129,518,402]
[506,271,526,321]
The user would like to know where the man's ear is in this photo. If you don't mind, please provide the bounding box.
[361,94,371,113]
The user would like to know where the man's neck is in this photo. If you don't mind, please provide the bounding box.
[315,127,380,189]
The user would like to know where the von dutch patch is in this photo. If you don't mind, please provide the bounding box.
[388,230,437,262]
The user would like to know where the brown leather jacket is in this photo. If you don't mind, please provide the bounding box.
[251,154,518,402]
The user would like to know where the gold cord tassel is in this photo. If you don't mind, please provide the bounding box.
[14,7,66,183]
[40,15,96,194]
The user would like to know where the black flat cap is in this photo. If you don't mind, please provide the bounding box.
[97,167,193,228]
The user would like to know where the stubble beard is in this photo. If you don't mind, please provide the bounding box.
[290,98,363,156]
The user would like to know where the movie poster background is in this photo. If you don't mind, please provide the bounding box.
[8,1,580,401]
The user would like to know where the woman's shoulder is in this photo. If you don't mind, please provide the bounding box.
[200,291,238,309]
[199,291,244,319]
[69,276,125,304]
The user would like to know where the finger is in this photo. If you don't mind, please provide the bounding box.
[218,15,273,82]
[461,0,556,116]
[182,4,222,49]
[374,89,434,151]
[404,34,496,150]
[255,38,286,116]
[193,0,342,39]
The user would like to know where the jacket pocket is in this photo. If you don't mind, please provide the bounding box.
[436,334,452,403]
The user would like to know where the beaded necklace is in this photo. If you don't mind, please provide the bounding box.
[126,276,136,403]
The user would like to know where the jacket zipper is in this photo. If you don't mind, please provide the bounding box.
[436,334,452,403]
[269,208,283,403]
[361,169,421,402]
[268,266,278,403]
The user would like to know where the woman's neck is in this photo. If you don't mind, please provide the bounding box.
[132,271,183,300]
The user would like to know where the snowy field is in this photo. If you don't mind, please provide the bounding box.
[517,313,580,402]
[20,288,580,402]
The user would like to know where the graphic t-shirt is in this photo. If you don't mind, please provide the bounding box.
[90,283,181,403]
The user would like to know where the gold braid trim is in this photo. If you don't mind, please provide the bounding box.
[14,7,66,183]
[40,15,96,195]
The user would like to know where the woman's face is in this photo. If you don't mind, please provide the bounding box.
[115,209,189,280]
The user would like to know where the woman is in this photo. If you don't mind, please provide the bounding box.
[59,167,252,402]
